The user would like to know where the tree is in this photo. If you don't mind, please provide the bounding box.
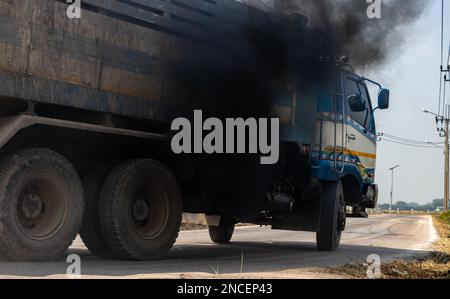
[394,201,407,210]
[376,198,444,211]
[431,198,444,210]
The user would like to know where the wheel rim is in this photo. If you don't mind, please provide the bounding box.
[337,192,346,232]
[15,176,67,240]
[130,182,169,239]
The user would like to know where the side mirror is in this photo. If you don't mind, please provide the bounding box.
[378,88,390,110]
[348,94,365,112]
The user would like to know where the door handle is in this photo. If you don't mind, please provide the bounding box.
[347,134,356,141]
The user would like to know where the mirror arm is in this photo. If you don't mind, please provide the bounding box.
[361,77,382,89]
[373,107,380,112]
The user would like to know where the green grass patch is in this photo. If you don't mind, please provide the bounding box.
[439,211,450,224]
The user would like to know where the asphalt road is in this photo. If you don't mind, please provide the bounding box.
[0,214,438,279]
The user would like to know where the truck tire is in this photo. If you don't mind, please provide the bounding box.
[99,159,182,260]
[350,205,368,218]
[208,217,235,244]
[79,164,115,258]
[316,180,346,251]
[0,148,84,261]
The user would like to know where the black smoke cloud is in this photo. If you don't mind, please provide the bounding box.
[171,0,431,116]
[167,0,429,217]
[168,11,326,217]
[171,0,431,118]
[168,6,326,119]
[269,0,430,69]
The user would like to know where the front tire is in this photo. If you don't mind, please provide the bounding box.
[99,159,182,260]
[208,216,235,244]
[316,180,346,251]
[0,148,84,261]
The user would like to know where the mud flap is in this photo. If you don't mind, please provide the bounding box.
[272,197,321,232]
[361,184,378,209]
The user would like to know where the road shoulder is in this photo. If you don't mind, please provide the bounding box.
[326,213,450,279]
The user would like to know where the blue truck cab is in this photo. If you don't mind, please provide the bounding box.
[272,64,390,250]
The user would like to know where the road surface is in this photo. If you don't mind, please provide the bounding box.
[0,214,438,279]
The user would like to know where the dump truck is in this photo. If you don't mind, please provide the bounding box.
[0,0,390,261]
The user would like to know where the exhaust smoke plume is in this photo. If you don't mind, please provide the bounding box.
[245,0,430,69]
[168,0,429,217]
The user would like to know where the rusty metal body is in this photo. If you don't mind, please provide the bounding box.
[0,0,287,121]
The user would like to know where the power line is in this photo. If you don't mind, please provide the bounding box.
[377,125,438,136]
[381,138,441,148]
[381,133,444,145]
[380,138,441,148]
[378,131,445,148]
[381,135,433,145]
[383,134,429,144]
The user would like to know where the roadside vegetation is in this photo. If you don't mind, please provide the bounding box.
[328,212,450,279]
[377,198,445,212]
[181,223,208,230]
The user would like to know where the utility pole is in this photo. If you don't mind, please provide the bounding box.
[443,72,450,213]
[423,108,449,212]
[443,61,450,212]
[389,165,399,214]
[445,118,449,212]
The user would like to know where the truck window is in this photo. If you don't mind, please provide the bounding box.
[345,79,368,128]
[358,83,375,133]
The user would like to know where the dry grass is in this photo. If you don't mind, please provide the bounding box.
[180,223,208,231]
[328,212,450,279]
[180,223,254,231]
[374,210,437,215]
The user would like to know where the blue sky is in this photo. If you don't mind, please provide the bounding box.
[368,0,450,204]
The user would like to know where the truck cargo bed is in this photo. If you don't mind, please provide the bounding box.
[0,0,290,121]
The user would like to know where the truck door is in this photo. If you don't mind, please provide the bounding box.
[343,77,377,184]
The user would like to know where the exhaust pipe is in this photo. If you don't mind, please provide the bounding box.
[267,192,295,212]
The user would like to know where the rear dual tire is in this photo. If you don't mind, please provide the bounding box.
[0,148,84,261]
[98,159,182,260]
[79,164,115,258]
